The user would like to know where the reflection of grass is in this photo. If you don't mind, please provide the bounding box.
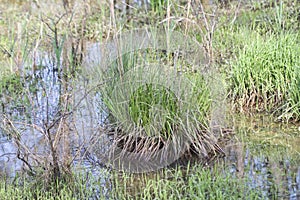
[233,114,300,159]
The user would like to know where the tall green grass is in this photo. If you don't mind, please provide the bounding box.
[229,31,300,121]
[150,0,166,12]
[213,0,300,121]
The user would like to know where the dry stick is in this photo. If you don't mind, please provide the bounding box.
[60,93,73,172]
[2,116,43,173]
[230,0,242,25]
[185,0,192,35]
[56,80,109,166]
[126,0,130,14]
[192,1,218,65]
[109,0,124,80]
[45,124,61,180]
[167,0,171,30]
[76,0,88,66]
[166,0,171,69]
[40,82,61,180]
[198,2,212,63]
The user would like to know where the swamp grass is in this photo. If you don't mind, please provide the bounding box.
[229,31,300,116]
[0,0,299,199]
[0,176,94,200]
[95,36,218,162]
[0,164,263,200]
[1,115,299,200]
[214,0,300,121]
[111,164,263,200]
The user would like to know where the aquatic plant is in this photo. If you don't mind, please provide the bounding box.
[87,28,223,172]
[229,31,300,121]
[110,164,263,199]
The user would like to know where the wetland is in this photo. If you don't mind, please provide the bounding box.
[0,0,299,199]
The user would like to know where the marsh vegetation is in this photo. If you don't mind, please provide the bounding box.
[0,0,299,199]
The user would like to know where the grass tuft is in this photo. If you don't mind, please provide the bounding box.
[229,31,300,121]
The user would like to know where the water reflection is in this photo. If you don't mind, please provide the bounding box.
[224,137,300,199]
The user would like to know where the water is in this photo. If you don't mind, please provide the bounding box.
[224,143,300,199]
[222,115,300,199]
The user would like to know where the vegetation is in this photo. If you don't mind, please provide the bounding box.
[0,0,299,199]
[110,164,263,199]
[0,164,264,200]
[229,31,300,117]
[215,0,300,121]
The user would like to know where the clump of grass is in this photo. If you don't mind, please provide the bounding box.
[110,164,262,199]
[92,29,221,170]
[229,31,300,121]
[101,57,217,162]
[0,172,103,200]
[0,72,23,95]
